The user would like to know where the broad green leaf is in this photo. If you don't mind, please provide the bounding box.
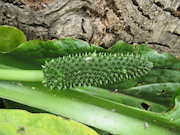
[108,41,180,70]
[0,54,42,70]
[0,109,98,135]
[5,38,104,59]
[139,69,180,83]
[121,83,180,106]
[100,68,180,90]
[107,40,135,54]
[134,44,180,69]
[0,25,26,53]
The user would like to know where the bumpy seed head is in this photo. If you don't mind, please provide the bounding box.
[42,52,153,90]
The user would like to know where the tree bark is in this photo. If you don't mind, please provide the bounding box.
[0,0,180,57]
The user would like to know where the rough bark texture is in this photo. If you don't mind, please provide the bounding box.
[0,0,180,57]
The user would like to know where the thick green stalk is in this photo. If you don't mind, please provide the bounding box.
[0,69,43,82]
[0,81,179,135]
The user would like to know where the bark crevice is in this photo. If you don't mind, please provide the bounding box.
[132,0,151,19]
[0,0,179,57]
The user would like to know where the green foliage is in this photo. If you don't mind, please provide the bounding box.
[170,87,180,107]
[0,109,98,135]
[0,25,180,134]
[134,44,180,69]
[73,86,170,113]
[121,83,180,106]
[5,38,105,59]
[0,25,26,53]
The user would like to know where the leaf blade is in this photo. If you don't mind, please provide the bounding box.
[0,109,99,135]
[0,25,26,53]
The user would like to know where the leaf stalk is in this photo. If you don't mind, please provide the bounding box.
[0,69,43,82]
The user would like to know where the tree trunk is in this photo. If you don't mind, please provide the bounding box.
[0,0,179,57]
